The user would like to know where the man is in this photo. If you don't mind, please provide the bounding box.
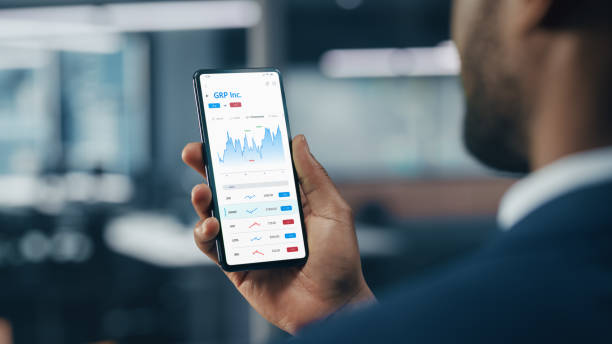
[182,0,612,342]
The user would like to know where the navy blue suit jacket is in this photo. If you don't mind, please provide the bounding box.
[293,181,612,343]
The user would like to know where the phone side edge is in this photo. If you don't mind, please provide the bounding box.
[192,72,230,268]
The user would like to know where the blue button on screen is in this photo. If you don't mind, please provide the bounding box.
[208,103,220,108]
[285,233,296,239]
[279,192,290,197]
[280,205,292,211]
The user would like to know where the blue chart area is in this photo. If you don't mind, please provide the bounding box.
[218,126,285,167]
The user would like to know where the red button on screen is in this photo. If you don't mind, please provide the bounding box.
[282,219,294,225]
[230,102,242,107]
[287,246,298,252]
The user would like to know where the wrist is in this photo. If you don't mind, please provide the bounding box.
[295,281,375,334]
[289,281,376,335]
[345,280,376,309]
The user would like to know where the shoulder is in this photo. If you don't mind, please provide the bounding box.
[300,250,612,343]
[295,235,612,343]
[292,182,612,343]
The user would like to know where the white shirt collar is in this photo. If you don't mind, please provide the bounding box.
[498,145,612,230]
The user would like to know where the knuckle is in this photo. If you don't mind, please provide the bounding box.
[336,198,354,217]
[330,201,353,219]
[320,166,330,179]
[340,204,354,221]
[345,205,354,219]
[313,161,330,178]
[194,219,205,231]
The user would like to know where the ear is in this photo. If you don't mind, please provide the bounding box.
[506,0,554,34]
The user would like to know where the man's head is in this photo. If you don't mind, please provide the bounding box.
[452,0,612,173]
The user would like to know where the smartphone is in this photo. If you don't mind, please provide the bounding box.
[192,68,308,271]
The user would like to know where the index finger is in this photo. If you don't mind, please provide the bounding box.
[182,142,207,178]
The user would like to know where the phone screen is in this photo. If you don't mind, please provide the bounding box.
[195,70,307,269]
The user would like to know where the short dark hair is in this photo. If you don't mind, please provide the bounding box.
[543,1,612,30]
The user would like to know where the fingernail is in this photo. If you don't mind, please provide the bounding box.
[302,135,310,153]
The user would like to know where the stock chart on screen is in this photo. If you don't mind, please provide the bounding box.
[217,126,285,167]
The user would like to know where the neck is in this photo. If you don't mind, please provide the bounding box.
[529,33,612,170]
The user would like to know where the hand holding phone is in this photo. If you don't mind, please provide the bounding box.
[193,69,308,270]
[185,68,374,333]
[183,137,374,334]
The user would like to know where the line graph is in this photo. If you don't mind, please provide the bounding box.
[248,221,261,228]
[217,126,284,167]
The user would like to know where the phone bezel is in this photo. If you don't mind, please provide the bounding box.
[192,67,309,272]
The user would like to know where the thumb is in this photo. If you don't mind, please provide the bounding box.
[292,135,349,216]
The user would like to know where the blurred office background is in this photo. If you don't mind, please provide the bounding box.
[0,0,515,343]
